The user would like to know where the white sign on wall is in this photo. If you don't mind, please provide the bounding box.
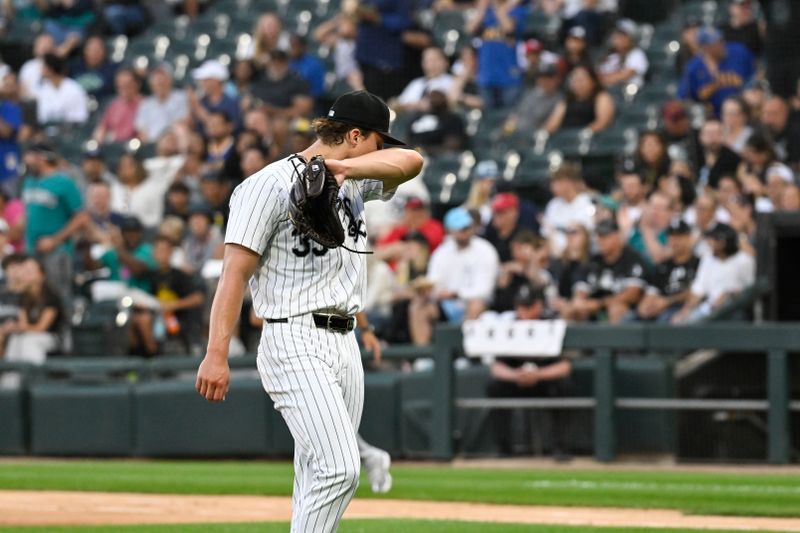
[462,319,567,358]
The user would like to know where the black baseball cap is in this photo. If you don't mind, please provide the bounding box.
[667,219,691,235]
[595,218,620,236]
[514,284,544,307]
[326,90,406,146]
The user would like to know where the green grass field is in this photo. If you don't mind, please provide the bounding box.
[0,522,794,533]
[0,459,799,519]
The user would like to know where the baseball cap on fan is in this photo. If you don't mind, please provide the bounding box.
[326,90,406,146]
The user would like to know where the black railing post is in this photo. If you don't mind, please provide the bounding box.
[767,349,790,464]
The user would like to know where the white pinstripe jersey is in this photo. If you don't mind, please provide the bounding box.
[225,155,391,319]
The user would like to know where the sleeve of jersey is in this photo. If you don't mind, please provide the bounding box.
[224,177,282,255]
[359,178,396,203]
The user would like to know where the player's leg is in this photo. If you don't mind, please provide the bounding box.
[258,328,361,533]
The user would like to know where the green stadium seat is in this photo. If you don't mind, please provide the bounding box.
[361,372,403,456]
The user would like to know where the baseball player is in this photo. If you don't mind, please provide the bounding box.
[196,90,422,532]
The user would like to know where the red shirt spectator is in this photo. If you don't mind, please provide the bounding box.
[378,197,445,252]
[93,68,142,143]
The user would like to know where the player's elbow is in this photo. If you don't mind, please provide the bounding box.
[402,149,424,179]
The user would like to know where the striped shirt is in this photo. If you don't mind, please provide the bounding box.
[225,155,391,319]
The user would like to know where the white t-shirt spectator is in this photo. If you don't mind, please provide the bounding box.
[19,58,44,99]
[397,74,455,107]
[35,78,89,124]
[690,250,755,306]
[134,90,189,141]
[599,48,649,88]
[541,192,595,255]
[428,235,499,302]
[110,174,176,229]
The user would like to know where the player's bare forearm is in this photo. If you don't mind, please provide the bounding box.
[205,244,259,360]
[335,148,423,190]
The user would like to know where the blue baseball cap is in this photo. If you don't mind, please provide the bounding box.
[444,207,473,231]
[697,26,722,46]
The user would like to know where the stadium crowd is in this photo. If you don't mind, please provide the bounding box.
[0,0,796,372]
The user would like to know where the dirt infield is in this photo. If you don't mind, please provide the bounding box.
[3,491,800,531]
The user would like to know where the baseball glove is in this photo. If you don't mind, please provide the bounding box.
[288,155,345,249]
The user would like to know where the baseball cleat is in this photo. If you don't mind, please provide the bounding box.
[363,449,392,494]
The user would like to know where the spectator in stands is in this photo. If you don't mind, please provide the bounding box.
[40,0,94,53]
[144,130,186,188]
[737,132,786,197]
[394,46,454,113]
[21,143,86,298]
[312,11,363,93]
[405,90,467,155]
[562,26,591,73]
[240,144,269,180]
[464,159,499,225]
[484,192,540,263]
[673,223,754,323]
[377,196,445,257]
[492,230,553,312]
[93,68,142,143]
[466,0,528,109]
[198,171,231,231]
[761,164,796,213]
[628,190,674,266]
[182,203,222,274]
[288,34,326,102]
[721,96,753,154]
[82,180,124,243]
[204,110,236,175]
[108,215,154,294]
[247,12,287,69]
[727,193,756,254]
[69,36,117,101]
[409,207,499,344]
[110,152,171,229]
[541,162,595,256]
[163,181,191,222]
[0,189,24,252]
[448,44,483,110]
[550,222,591,316]
[0,256,63,372]
[564,218,647,323]
[35,53,89,125]
[758,95,800,167]
[598,19,649,89]
[485,284,572,457]
[188,59,241,133]
[616,166,647,238]
[140,235,204,354]
[781,184,800,211]
[19,33,55,100]
[660,100,696,161]
[135,63,188,143]
[226,59,256,106]
[102,0,148,36]
[353,0,413,101]
[634,130,670,187]
[253,48,314,120]
[543,65,615,134]
[696,119,741,189]
[721,0,764,57]
[0,78,21,189]
[686,193,725,257]
[678,27,755,118]
[561,0,604,46]
[636,219,699,323]
[501,56,562,136]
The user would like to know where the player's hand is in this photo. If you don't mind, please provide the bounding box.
[516,369,540,388]
[362,330,382,364]
[196,355,230,402]
[323,158,348,186]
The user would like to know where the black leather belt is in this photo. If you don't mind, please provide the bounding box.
[265,313,355,333]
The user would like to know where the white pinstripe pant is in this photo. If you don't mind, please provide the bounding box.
[257,314,364,533]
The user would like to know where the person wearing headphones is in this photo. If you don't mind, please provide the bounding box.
[672,223,754,323]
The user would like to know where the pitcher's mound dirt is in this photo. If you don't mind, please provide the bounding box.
[3,491,800,531]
